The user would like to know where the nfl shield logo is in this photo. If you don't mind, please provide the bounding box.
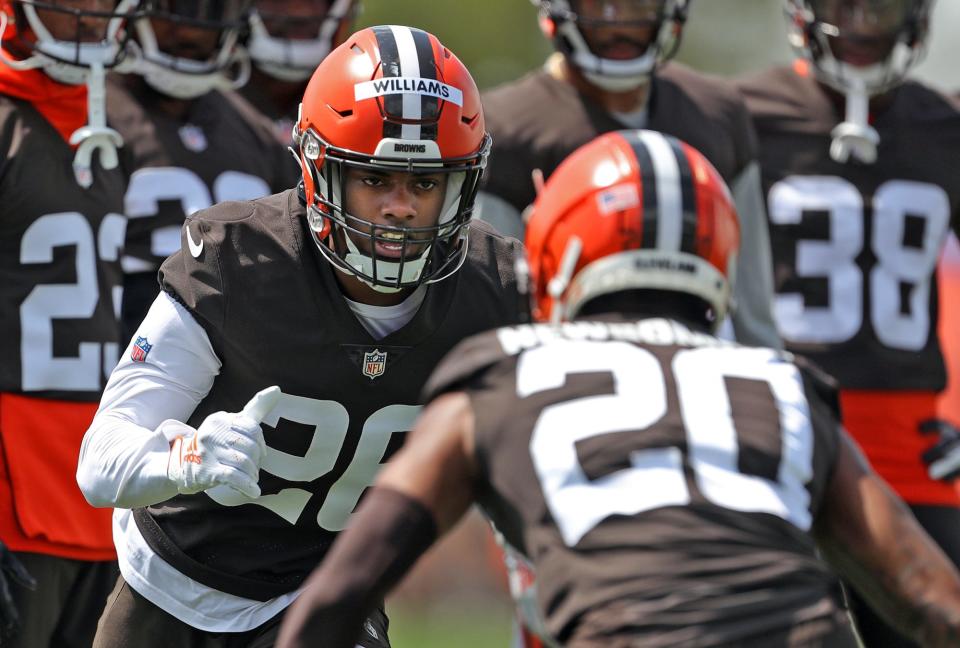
[178,124,208,152]
[131,336,153,363]
[362,349,387,380]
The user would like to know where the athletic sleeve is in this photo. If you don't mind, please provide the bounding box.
[729,161,782,350]
[76,291,221,509]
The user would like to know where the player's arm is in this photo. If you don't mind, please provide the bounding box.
[76,292,274,508]
[276,391,479,648]
[814,430,960,646]
[728,161,782,350]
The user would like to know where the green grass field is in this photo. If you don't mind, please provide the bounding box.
[389,602,514,648]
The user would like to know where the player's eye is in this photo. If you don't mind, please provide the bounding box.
[414,177,440,192]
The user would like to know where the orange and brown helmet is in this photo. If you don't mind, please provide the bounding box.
[525,129,739,326]
[294,24,490,293]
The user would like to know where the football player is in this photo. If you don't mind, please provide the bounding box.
[241,0,356,144]
[0,0,137,645]
[736,1,960,645]
[478,0,781,350]
[77,26,523,647]
[275,130,960,648]
[109,0,298,343]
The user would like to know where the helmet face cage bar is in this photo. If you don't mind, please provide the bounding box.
[130,0,251,97]
[246,0,355,80]
[547,0,664,27]
[301,129,490,291]
[146,0,249,25]
[533,0,689,91]
[10,0,138,69]
[786,0,932,94]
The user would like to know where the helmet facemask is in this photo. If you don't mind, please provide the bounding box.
[534,0,688,91]
[298,127,489,294]
[0,0,139,83]
[785,0,933,163]
[0,0,140,186]
[131,0,251,99]
[246,0,354,82]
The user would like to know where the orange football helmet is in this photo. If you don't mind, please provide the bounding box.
[525,129,739,326]
[294,25,489,294]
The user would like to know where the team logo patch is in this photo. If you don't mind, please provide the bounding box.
[596,183,640,214]
[362,349,388,380]
[178,124,208,152]
[354,77,464,107]
[131,336,153,363]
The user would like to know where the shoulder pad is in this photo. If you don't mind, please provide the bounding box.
[422,328,513,402]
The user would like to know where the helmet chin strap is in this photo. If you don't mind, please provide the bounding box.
[830,76,879,165]
[137,54,251,100]
[341,233,431,294]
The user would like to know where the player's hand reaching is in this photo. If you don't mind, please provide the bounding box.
[0,539,36,643]
[165,386,281,497]
[920,419,960,482]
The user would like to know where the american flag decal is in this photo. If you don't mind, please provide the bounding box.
[362,349,387,380]
[131,336,153,363]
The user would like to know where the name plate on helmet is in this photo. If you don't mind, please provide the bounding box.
[354,77,464,106]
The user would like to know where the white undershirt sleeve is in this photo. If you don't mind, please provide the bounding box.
[77,291,222,509]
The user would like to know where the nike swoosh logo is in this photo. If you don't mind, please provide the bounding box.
[186,224,204,258]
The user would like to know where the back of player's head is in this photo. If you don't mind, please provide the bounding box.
[246,0,356,83]
[131,0,251,99]
[0,0,139,84]
[531,0,688,91]
[525,129,739,327]
[294,25,489,294]
[785,0,934,95]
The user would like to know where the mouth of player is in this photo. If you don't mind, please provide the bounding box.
[373,232,427,259]
[598,42,649,60]
[829,36,896,68]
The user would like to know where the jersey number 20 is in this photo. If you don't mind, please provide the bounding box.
[524,343,815,546]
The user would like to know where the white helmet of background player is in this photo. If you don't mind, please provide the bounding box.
[131,0,251,99]
[531,0,689,92]
[0,0,139,84]
[785,0,934,95]
[246,0,355,82]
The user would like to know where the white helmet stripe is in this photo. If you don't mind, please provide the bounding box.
[388,25,423,141]
[639,130,683,253]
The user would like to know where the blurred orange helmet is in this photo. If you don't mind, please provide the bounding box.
[525,129,739,327]
[294,24,489,293]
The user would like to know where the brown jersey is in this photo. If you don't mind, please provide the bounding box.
[738,66,960,390]
[481,63,757,213]
[425,317,846,646]
[132,190,523,599]
[238,76,300,147]
[107,77,299,333]
[0,97,127,400]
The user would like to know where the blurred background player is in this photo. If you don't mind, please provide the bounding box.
[736,1,960,645]
[0,0,138,645]
[78,25,522,647]
[109,0,297,341]
[478,0,781,350]
[276,130,960,648]
[242,0,356,144]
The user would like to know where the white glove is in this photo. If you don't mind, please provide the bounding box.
[165,386,280,498]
